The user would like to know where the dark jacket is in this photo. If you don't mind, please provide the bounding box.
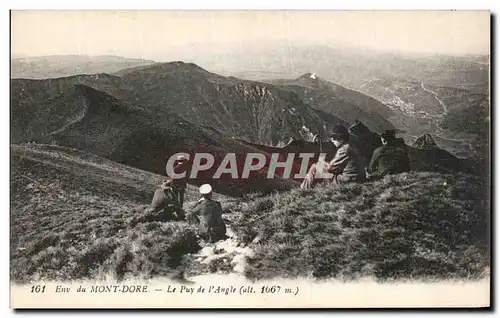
[327,143,366,183]
[368,142,411,177]
[170,160,190,189]
[188,198,226,242]
[129,186,181,226]
[150,186,181,215]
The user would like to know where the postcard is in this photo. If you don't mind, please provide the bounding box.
[10,10,491,309]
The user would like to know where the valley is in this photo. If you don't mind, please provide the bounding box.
[187,44,489,159]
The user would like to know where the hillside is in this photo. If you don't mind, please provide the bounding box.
[359,79,489,128]
[10,73,479,195]
[232,172,490,281]
[115,62,352,144]
[12,84,305,196]
[352,77,489,159]
[14,58,485,159]
[267,73,395,133]
[11,145,490,282]
[11,61,396,146]
[191,44,489,158]
[11,55,157,79]
[440,99,490,136]
[12,51,488,159]
[10,144,213,283]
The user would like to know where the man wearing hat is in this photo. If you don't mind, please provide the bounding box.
[129,179,184,227]
[367,130,411,178]
[169,154,191,215]
[187,184,227,243]
[301,125,366,189]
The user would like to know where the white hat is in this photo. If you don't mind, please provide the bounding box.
[176,154,187,160]
[199,184,212,194]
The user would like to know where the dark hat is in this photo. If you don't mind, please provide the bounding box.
[330,125,350,140]
[161,179,172,188]
[381,130,396,140]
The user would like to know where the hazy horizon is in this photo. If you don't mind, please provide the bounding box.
[11,10,490,61]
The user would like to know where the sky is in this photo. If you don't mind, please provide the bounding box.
[11,10,491,59]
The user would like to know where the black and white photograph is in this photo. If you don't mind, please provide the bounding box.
[9,9,491,308]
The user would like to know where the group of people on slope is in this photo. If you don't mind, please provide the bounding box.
[145,125,410,243]
[300,125,411,189]
[146,155,227,244]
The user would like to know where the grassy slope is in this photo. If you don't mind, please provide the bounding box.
[11,82,301,197]
[11,144,490,283]
[231,172,490,281]
[10,144,232,283]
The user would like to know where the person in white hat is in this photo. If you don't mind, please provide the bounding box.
[187,184,226,243]
[199,184,212,195]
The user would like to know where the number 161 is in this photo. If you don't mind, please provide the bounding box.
[31,285,46,293]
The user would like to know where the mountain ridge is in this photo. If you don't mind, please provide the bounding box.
[12,61,395,146]
[267,73,395,133]
[10,60,482,197]
[11,55,158,79]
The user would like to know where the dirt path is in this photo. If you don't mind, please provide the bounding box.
[46,95,89,136]
[418,82,477,154]
[420,82,448,115]
[187,225,255,276]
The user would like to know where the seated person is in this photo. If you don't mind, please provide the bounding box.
[301,125,366,189]
[129,180,184,227]
[368,130,411,179]
[187,184,227,243]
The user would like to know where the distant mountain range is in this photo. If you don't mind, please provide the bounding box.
[11,58,485,195]
[191,43,489,92]
[10,61,397,194]
[11,55,157,79]
[11,61,397,146]
[12,47,488,159]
